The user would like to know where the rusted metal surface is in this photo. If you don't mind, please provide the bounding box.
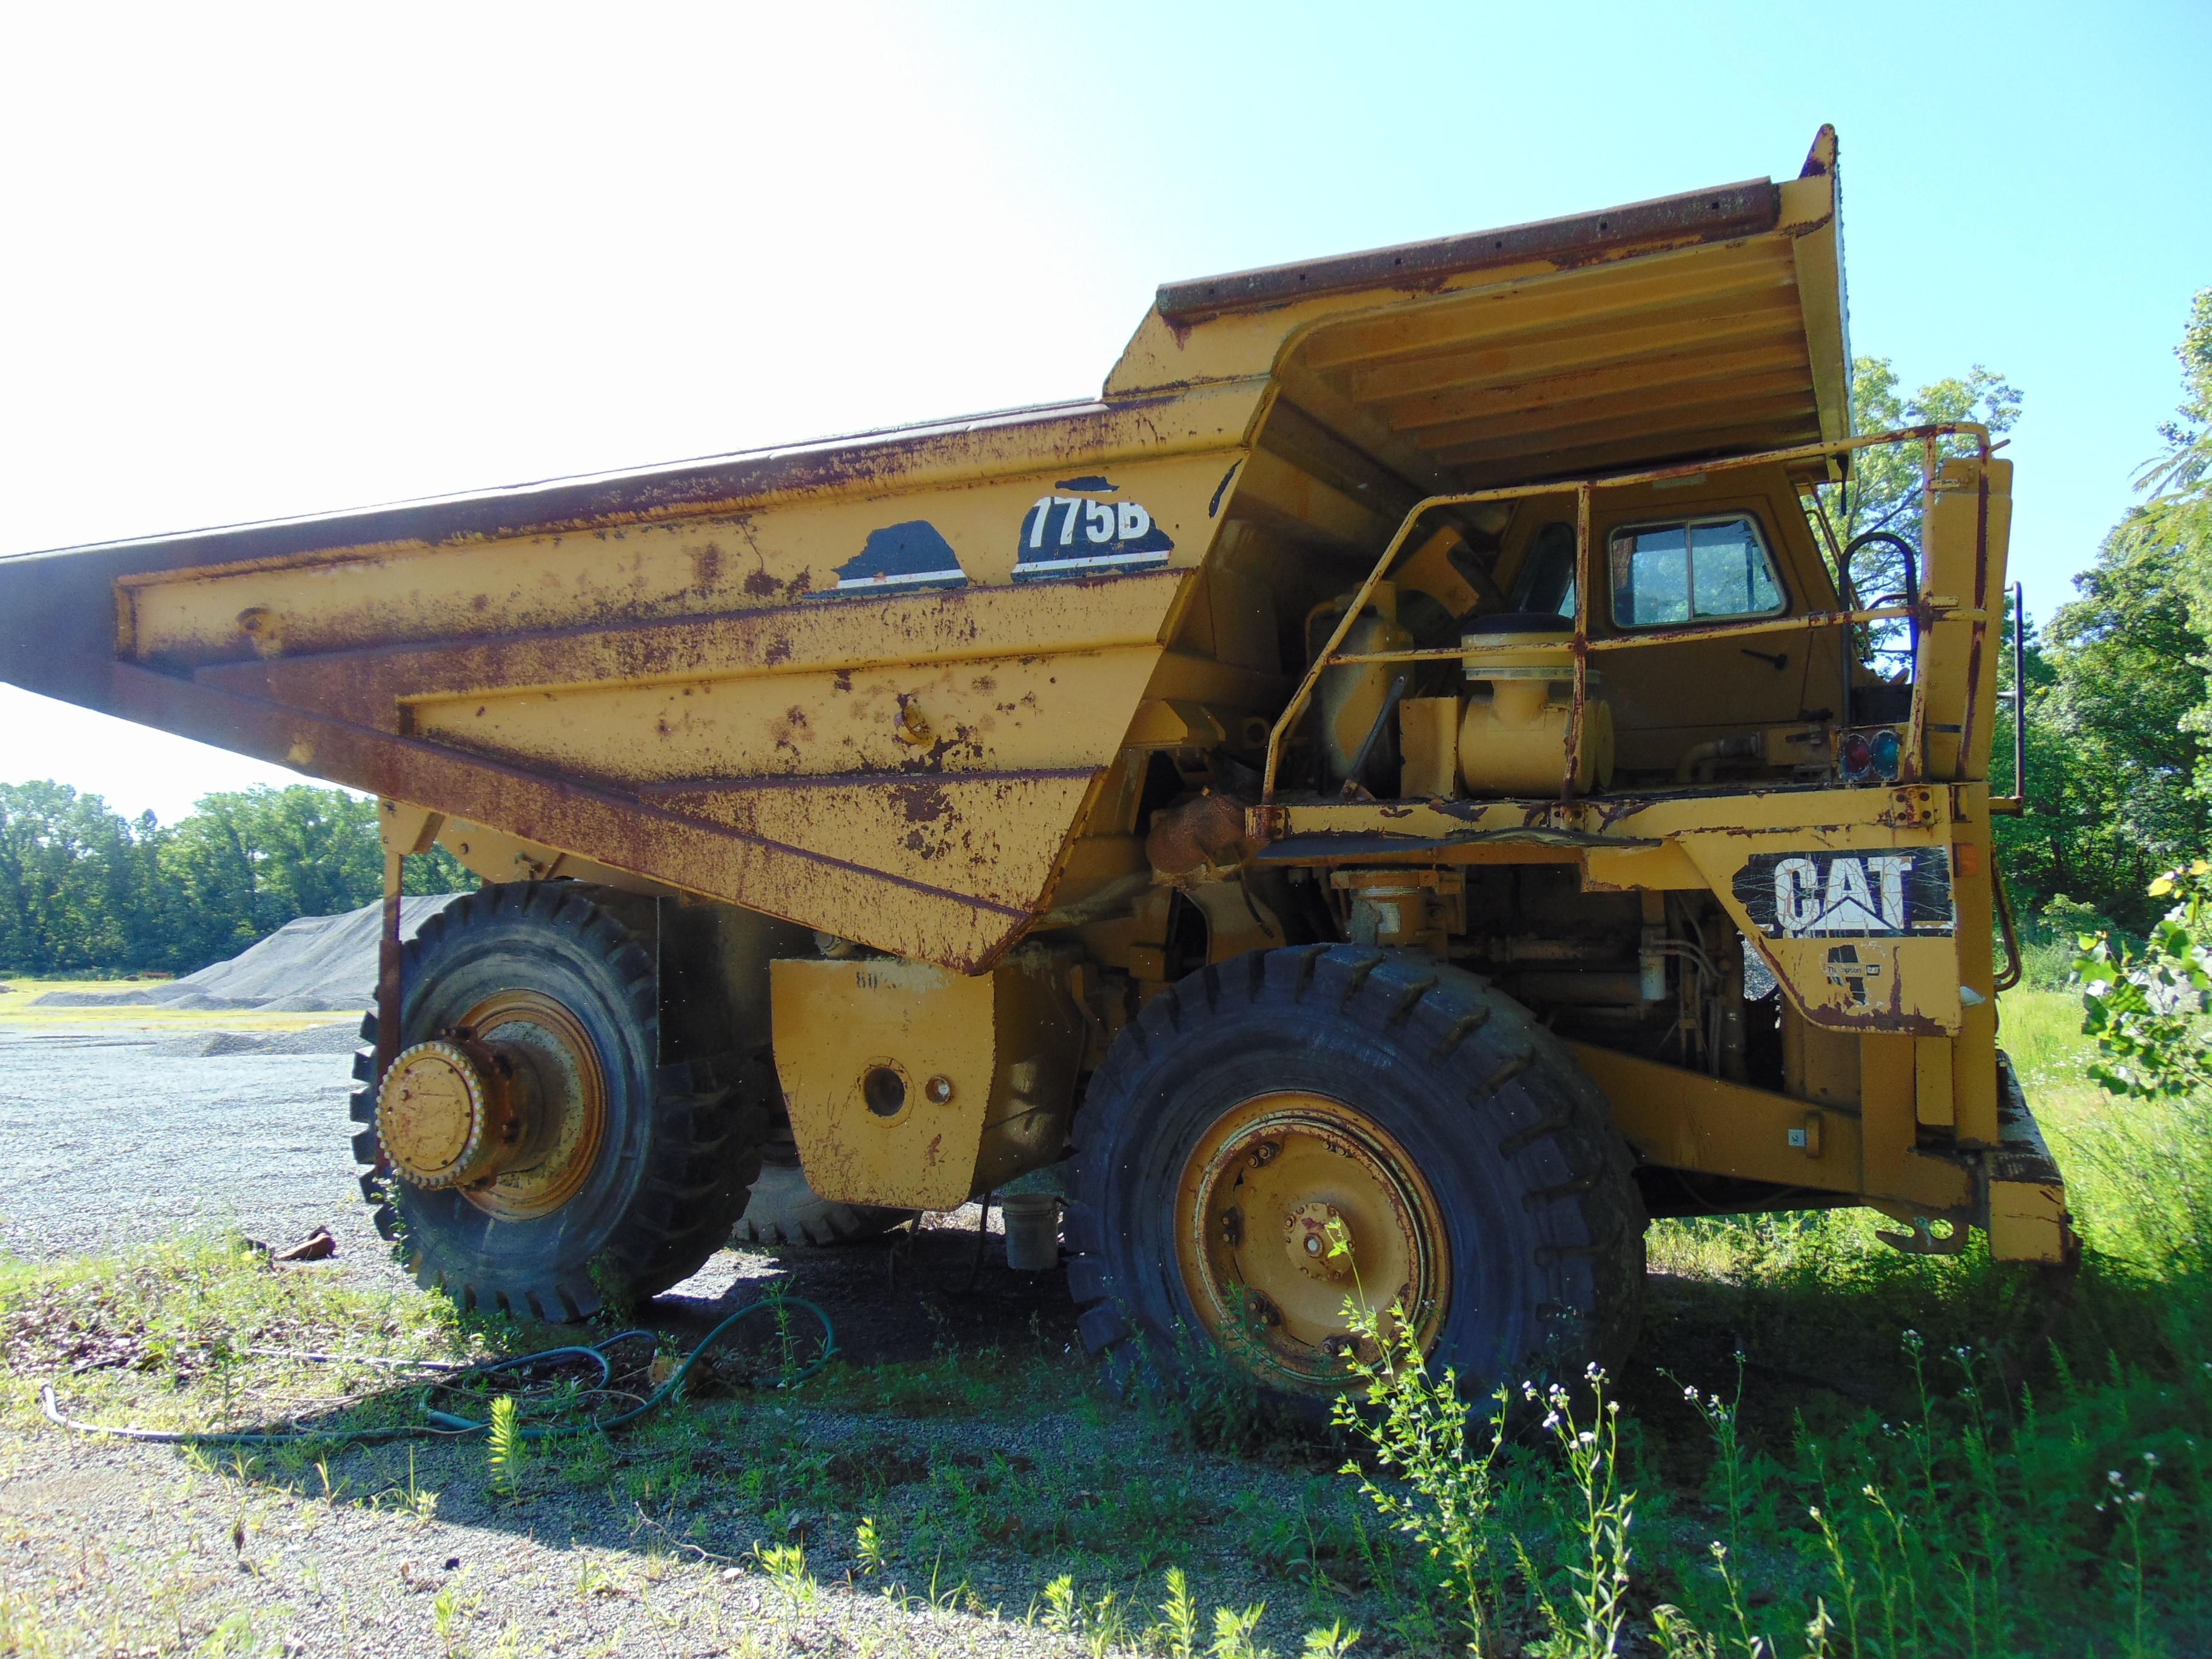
[1156,179,1781,323]
[1145,789,1252,883]
[26,392,1240,592]
[1171,1090,1449,1392]
[770,953,1081,1208]
[375,850,403,1096]
[92,657,1047,970]
[1,444,1233,972]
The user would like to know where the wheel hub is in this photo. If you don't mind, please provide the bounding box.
[1174,1091,1449,1393]
[377,990,608,1220]
[1285,1200,1349,1284]
[377,1039,515,1190]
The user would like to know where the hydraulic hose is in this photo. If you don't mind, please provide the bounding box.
[41,1295,836,1449]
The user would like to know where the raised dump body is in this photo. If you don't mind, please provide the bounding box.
[0,127,2071,1398]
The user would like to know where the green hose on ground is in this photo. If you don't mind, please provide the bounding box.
[40,1296,837,1449]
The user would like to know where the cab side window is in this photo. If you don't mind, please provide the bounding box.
[1609,515,1782,628]
[1512,521,1578,617]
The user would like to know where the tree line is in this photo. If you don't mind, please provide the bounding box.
[0,782,474,977]
[1991,286,2212,936]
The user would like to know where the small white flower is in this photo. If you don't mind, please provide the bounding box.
[1543,1412,1561,1431]
[2143,1452,2160,1467]
[2109,1470,2125,1486]
[1683,1386,1700,1403]
[1578,1430,1597,1446]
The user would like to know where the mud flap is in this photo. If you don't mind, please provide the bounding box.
[1975,1052,2076,1265]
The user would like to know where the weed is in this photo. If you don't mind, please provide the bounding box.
[199,1608,266,1658]
[856,1515,886,1577]
[1208,1601,1271,1659]
[1155,1566,1202,1658]
[1329,1289,1507,1653]
[754,1541,817,1609]
[487,1393,524,1501]
[762,1280,805,1388]
[373,1445,443,1524]
[0,1592,60,1659]
[1672,1355,1748,1555]
[1036,1572,1079,1634]
[1299,1621,1362,1658]
[1524,1368,1635,1659]
[1084,1587,1132,1657]
[312,1453,351,1505]
[431,1577,480,1654]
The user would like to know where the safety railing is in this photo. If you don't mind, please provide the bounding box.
[1259,423,1993,807]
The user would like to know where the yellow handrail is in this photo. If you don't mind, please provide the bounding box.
[1258,422,1992,805]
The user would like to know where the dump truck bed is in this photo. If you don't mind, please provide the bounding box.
[0,131,1851,971]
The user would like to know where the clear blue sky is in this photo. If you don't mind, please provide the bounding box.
[2,1,2205,820]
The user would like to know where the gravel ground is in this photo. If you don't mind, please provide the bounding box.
[0,1024,1085,1361]
[0,1021,1280,1658]
[0,1027,394,1273]
[0,1424,1124,1658]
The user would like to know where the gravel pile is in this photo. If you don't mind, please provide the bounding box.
[150,1023,366,1059]
[33,894,463,1013]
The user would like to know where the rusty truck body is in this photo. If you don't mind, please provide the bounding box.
[0,126,2069,1399]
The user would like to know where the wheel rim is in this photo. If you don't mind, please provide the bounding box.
[1173,1090,1449,1393]
[452,988,608,1222]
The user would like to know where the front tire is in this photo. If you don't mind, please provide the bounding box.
[1064,945,1643,1406]
[350,883,766,1321]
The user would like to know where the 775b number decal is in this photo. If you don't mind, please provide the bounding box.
[1015,490,1173,580]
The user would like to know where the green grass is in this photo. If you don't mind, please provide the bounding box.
[0,975,354,1036]
[1615,986,2211,1656]
[2,988,2205,1655]
[0,1233,483,1436]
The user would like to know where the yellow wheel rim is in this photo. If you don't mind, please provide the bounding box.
[452,989,608,1222]
[1173,1090,1449,1393]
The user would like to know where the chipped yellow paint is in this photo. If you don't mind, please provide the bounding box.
[119,418,1259,665]
[770,953,1082,1208]
[407,644,1164,783]
[653,773,1103,911]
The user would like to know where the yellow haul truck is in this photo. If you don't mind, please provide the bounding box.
[0,127,2070,1403]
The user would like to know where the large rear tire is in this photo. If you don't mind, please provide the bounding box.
[1065,945,1643,1407]
[350,883,765,1321]
[733,1147,919,1247]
